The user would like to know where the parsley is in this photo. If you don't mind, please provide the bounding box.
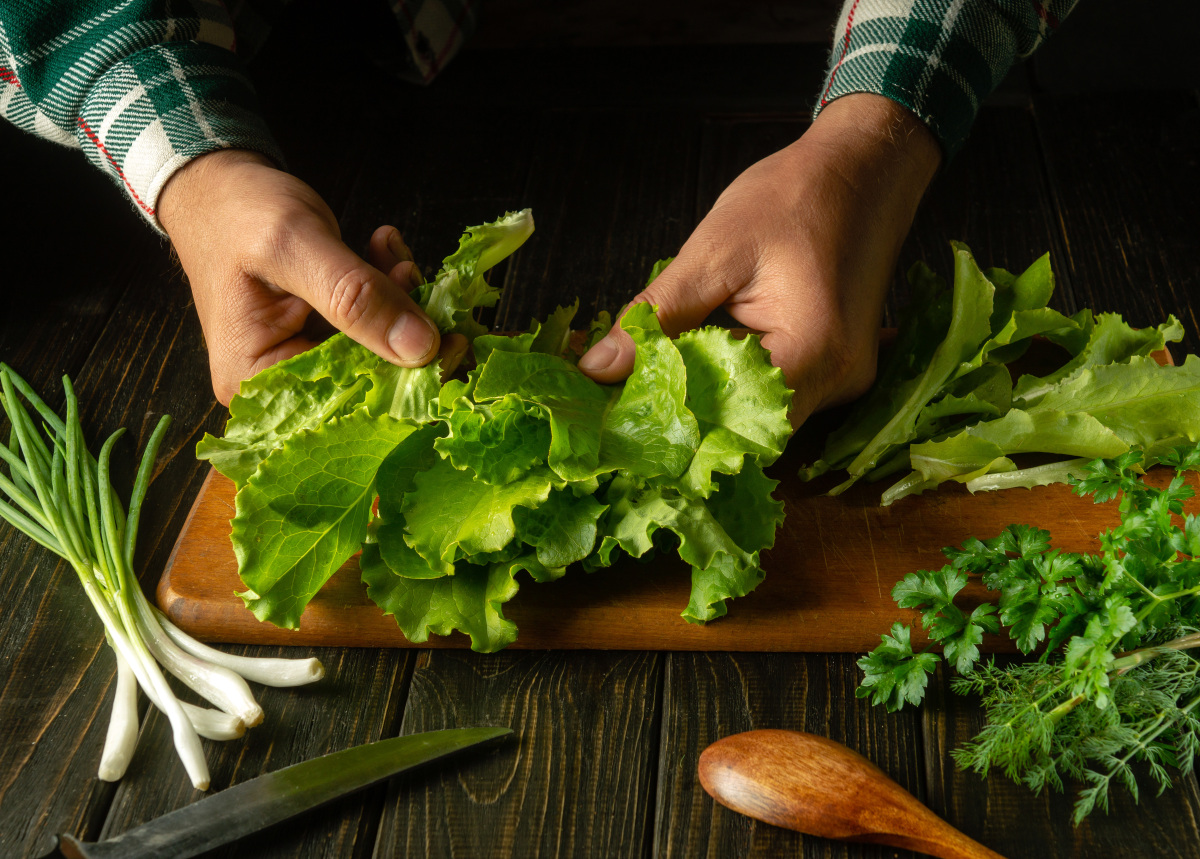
[858,442,1200,822]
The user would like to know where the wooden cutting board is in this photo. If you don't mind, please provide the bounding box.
[156,447,1177,652]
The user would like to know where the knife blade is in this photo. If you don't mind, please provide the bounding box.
[43,726,512,859]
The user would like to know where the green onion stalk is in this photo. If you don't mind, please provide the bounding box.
[0,364,324,789]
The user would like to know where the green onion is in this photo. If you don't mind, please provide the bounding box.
[0,364,324,789]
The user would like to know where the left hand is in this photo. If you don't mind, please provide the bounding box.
[158,149,465,405]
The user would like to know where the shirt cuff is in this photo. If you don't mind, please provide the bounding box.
[76,40,284,233]
[812,1,1069,159]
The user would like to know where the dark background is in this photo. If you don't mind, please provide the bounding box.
[2,2,1200,857]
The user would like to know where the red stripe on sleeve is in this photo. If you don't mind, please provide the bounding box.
[76,118,156,216]
[820,0,863,108]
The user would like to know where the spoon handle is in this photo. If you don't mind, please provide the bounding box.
[699,730,1006,859]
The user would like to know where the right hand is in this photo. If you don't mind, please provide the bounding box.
[158,149,463,405]
[578,93,942,427]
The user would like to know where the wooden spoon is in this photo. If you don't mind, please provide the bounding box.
[698,729,1006,859]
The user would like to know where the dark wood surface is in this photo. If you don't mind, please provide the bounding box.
[158,456,1173,652]
[3,27,1200,859]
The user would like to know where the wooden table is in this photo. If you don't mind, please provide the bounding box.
[3,29,1200,859]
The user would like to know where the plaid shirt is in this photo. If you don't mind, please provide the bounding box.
[4,1,1069,232]
[815,0,1081,157]
[0,0,475,232]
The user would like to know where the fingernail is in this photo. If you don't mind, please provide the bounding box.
[387,229,412,263]
[408,264,424,289]
[578,336,619,372]
[389,312,437,362]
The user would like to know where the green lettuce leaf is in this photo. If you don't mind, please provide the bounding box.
[828,243,1001,491]
[885,354,1200,504]
[1013,313,1183,407]
[530,301,580,359]
[473,304,701,481]
[401,457,557,572]
[599,303,700,480]
[804,259,954,479]
[417,209,535,337]
[232,409,416,627]
[362,363,442,421]
[804,242,1192,508]
[513,488,607,571]
[589,463,781,624]
[473,349,617,480]
[360,543,519,652]
[434,393,552,485]
[672,327,791,497]
[195,336,377,487]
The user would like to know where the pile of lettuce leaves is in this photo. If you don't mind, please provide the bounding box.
[803,241,1199,504]
[196,210,793,652]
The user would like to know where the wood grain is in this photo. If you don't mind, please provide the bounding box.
[655,653,928,859]
[378,650,663,857]
[157,449,1176,652]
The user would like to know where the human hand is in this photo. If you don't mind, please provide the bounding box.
[577,93,941,426]
[159,150,464,405]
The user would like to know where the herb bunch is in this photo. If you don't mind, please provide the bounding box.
[857,443,1200,822]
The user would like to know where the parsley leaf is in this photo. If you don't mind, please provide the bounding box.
[856,623,941,712]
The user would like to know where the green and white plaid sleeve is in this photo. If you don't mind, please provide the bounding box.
[0,1,283,231]
[814,0,1081,158]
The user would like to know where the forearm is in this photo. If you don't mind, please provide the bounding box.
[0,1,281,231]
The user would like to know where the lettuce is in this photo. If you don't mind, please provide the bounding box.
[803,243,1192,505]
[198,211,793,650]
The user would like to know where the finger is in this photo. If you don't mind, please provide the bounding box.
[758,316,881,430]
[387,260,426,292]
[578,249,745,383]
[197,272,315,406]
[268,226,440,367]
[437,332,469,384]
[367,225,414,274]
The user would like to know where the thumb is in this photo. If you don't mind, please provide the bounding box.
[578,254,733,383]
[270,223,441,367]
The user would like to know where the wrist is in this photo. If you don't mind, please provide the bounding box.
[804,93,941,201]
[159,149,276,237]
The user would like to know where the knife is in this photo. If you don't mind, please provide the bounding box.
[41,726,512,859]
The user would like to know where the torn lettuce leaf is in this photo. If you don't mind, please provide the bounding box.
[232,409,417,628]
[417,208,535,338]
